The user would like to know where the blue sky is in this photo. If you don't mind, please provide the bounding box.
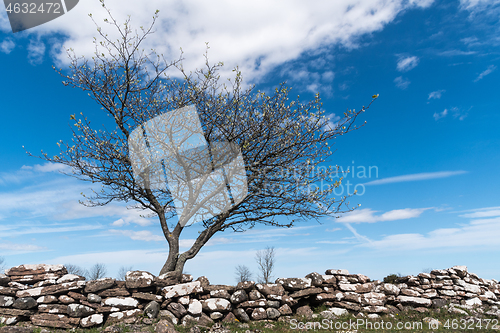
[1,0,500,284]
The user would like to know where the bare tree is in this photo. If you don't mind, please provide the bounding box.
[117,266,133,281]
[235,265,253,283]
[27,5,376,276]
[87,263,107,280]
[64,264,88,277]
[256,246,275,284]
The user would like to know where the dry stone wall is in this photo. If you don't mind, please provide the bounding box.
[1,264,499,329]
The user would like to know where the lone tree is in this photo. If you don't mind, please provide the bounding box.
[28,6,376,276]
[235,265,253,283]
[256,246,275,284]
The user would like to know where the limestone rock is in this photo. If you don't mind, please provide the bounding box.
[187,299,202,316]
[0,274,10,287]
[106,309,142,324]
[87,293,102,303]
[98,287,130,297]
[210,289,231,299]
[56,274,84,284]
[16,281,86,298]
[305,272,324,286]
[30,313,79,329]
[266,307,280,319]
[58,295,75,304]
[144,301,160,319]
[181,274,193,283]
[236,281,255,291]
[397,295,432,307]
[0,287,16,297]
[132,292,162,302]
[278,304,292,315]
[80,314,104,328]
[162,281,203,299]
[103,297,139,310]
[12,297,37,310]
[67,304,96,317]
[154,272,180,288]
[167,303,187,318]
[296,305,313,318]
[230,290,248,304]
[255,284,285,296]
[195,276,210,288]
[125,271,155,289]
[233,308,250,322]
[207,312,221,320]
[201,298,232,312]
[85,278,116,293]
[276,278,312,291]
[325,269,349,276]
[38,304,68,314]
[0,296,14,307]
[289,287,323,298]
[248,290,263,300]
[251,307,267,320]
[5,265,67,285]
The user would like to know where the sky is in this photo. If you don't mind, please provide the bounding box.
[1,0,500,284]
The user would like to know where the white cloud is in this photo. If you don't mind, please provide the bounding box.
[0,242,47,253]
[438,50,477,56]
[2,0,437,81]
[109,229,163,242]
[362,210,500,251]
[0,223,102,238]
[428,89,445,99]
[394,76,410,89]
[364,170,467,186]
[459,207,500,219]
[460,0,500,11]
[433,108,448,120]
[397,56,419,72]
[474,65,496,82]
[27,39,46,65]
[0,38,15,54]
[336,208,427,223]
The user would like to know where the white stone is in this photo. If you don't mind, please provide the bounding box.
[464,283,481,294]
[328,307,349,316]
[338,284,357,292]
[81,314,103,326]
[465,297,482,306]
[178,296,190,305]
[397,296,432,306]
[56,274,81,284]
[104,297,139,308]
[162,281,203,299]
[187,299,202,315]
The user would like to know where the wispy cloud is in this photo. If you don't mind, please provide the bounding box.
[362,206,500,251]
[474,65,497,82]
[364,170,467,186]
[0,38,15,54]
[109,229,164,242]
[433,108,448,120]
[459,207,500,219]
[0,242,47,253]
[438,50,477,57]
[27,39,46,65]
[394,76,411,89]
[428,90,445,100]
[397,56,419,72]
[337,208,427,223]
